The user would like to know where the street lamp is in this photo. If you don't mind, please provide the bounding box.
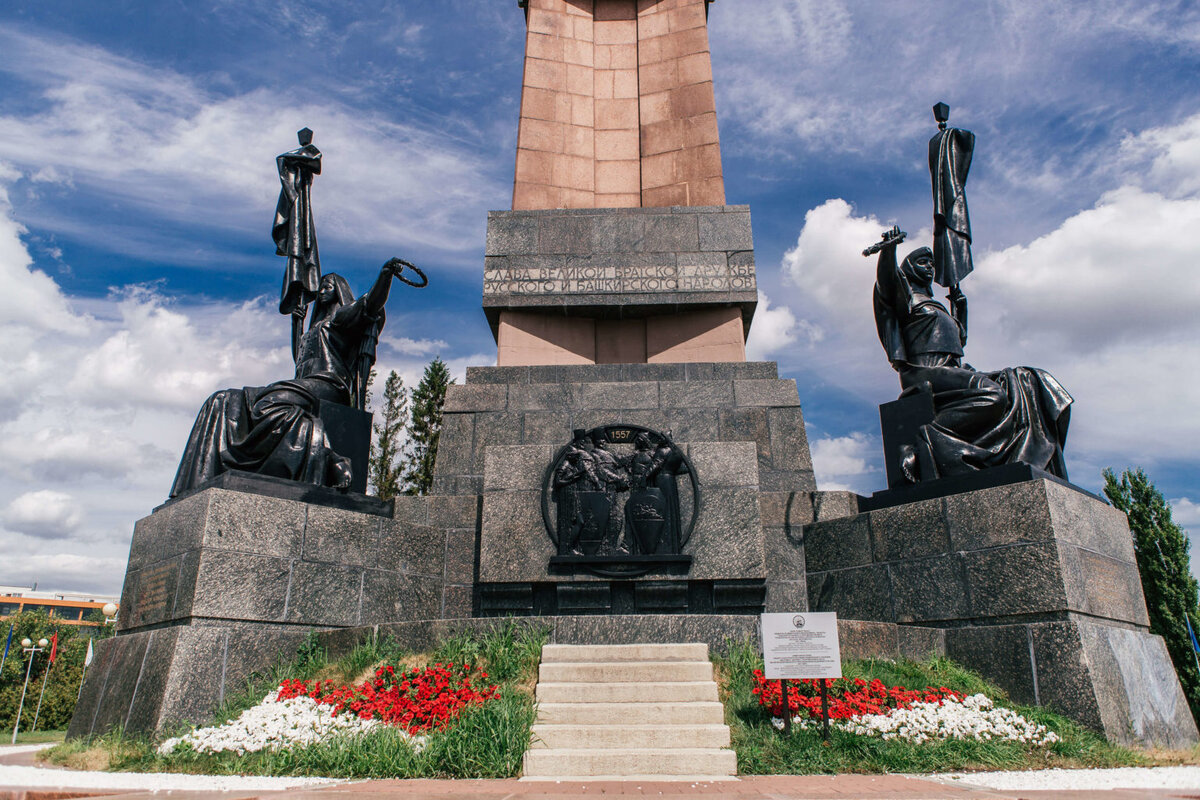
[11,638,47,744]
[102,602,118,625]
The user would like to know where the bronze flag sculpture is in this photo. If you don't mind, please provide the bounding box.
[867,105,1072,484]
[274,127,324,362]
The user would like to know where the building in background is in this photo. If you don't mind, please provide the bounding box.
[0,585,119,626]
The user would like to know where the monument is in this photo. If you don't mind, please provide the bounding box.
[804,104,1196,747]
[71,5,1196,750]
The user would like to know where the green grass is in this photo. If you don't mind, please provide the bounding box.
[714,639,1147,775]
[44,622,549,779]
[9,728,66,744]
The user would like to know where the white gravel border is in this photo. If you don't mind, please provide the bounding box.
[931,765,1200,791]
[0,746,340,792]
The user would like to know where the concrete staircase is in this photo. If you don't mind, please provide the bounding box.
[522,643,737,780]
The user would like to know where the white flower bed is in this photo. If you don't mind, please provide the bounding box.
[158,689,427,757]
[772,694,1060,746]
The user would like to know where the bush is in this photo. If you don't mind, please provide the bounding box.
[0,610,114,731]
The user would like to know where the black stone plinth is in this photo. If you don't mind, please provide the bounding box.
[860,461,1104,512]
[158,469,393,516]
[878,390,935,489]
[549,554,693,577]
[475,579,766,617]
[319,400,372,494]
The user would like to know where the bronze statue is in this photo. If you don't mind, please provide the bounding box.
[867,104,1072,484]
[171,259,426,496]
[551,430,629,556]
[547,426,690,558]
[170,130,429,497]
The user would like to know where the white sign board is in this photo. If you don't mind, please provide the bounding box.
[760,612,842,680]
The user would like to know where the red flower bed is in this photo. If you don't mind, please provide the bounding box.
[277,662,500,734]
[750,670,962,720]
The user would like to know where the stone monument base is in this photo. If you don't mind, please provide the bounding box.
[70,477,474,738]
[433,361,828,618]
[805,472,1198,747]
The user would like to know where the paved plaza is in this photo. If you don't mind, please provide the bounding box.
[5,745,1200,800]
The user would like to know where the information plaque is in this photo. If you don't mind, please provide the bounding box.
[760,612,842,680]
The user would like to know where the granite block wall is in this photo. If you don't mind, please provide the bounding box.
[803,475,1197,746]
[483,206,756,328]
[804,479,1149,628]
[117,488,457,636]
[434,361,814,497]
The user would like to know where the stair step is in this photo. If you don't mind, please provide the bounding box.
[525,641,734,780]
[531,723,730,749]
[535,680,719,703]
[539,660,713,683]
[523,748,738,777]
[535,701,725,725]
[541,643,709,663]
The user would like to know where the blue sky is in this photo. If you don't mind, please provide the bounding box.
[1,0,1199,594]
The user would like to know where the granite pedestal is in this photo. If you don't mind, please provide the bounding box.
[805,474,1199,747]
[430,360,839,618]
[69,478,467,738]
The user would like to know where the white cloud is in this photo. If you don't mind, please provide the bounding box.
[69,289,289,411]
[3,490,82,539]
[0,25,507,267]
[383,336,451,357]
[745,291,817,361]
[0,171,333,591]
[775,198,910,401]
[1173,498,1200,532]
[973,187,1200,355]
[810,432,880,494]
[710,1,1200,158]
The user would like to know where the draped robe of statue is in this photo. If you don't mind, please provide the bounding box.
[929,126,975,289]
[874,244,1072,480]
[170,271,386,497]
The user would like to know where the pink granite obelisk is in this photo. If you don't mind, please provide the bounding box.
[512,0,725,210]
[487,0,755,366]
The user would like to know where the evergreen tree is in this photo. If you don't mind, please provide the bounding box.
[405,357,454,496]
[368,370,409,499]
[1104,467,1200,723]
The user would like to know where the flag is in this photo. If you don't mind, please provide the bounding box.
[48,632,58,664]
[0,623,12,671]
[1187,615,1200,655]
[84,639,94,668]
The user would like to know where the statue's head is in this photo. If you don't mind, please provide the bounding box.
[634,432,652,450]
[312,273,354,325]
[901,247,935,289]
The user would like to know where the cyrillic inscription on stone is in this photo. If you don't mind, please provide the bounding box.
[484,262,755,296]
[132,561,177,627]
